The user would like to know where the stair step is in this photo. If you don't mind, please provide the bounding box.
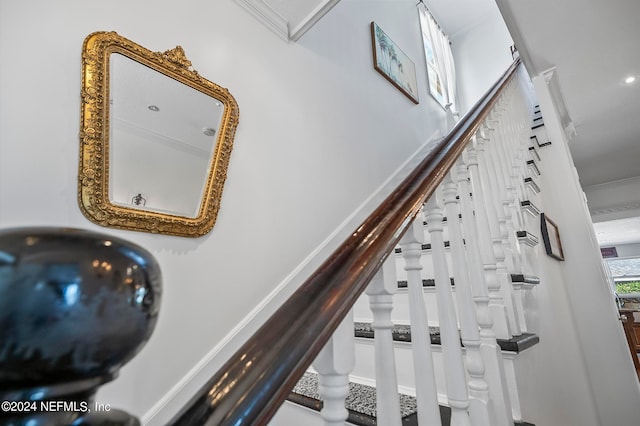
[510,274,540,286]
[530,134,551,148]
[526,159,541,176]
[355,322,439,343]
[524,176,540,193]
[288,372,535,426]
[396,278,455,288]
[354,322,540,353]
[516,230,540,247]
[527,146,541,162]
[288,371,447,426]
[394,241,452,253]
[520,200,541,217]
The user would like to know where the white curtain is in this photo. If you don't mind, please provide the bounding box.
[418,3,457,113]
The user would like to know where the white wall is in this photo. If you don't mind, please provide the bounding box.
[450,6,640,423]
[449,4,514,113]
[0,0,451,421]
[530,73,640,425]
[4,1,628,424]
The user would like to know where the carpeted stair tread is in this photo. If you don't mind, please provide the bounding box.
[288,371,450,426]
[288,372,535,425]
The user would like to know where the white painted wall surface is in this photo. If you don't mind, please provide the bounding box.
[531,73,640,426]
[448,3,640,418]
[2,0,630,424]
[0,0,451,422]
[449,4,514,113]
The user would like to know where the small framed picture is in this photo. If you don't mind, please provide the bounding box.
[541,213,564,261]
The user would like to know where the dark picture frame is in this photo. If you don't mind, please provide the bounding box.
[370,22,419,104]
[540,213,565,261]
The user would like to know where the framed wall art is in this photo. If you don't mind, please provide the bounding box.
[370,21,419,104]
[541,213,565,261]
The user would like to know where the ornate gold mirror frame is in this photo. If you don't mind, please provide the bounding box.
[79,31,239,237]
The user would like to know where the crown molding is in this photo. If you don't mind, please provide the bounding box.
[234,0,289,41]
[289,0,340,41]
[235,0,340,42]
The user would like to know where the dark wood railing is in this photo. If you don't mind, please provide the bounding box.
[170,58,522,425]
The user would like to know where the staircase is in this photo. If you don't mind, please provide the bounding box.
[278,68,547,425]
[169,58,560,426]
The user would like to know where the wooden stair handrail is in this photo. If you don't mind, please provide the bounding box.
[171,58,523,425]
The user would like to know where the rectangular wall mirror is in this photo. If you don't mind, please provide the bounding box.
[79,31,239,237]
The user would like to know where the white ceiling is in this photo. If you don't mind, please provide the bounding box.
[492,0,640,246]
[494,0,640,189]
[238,0,640,245]
[593,217,640,246]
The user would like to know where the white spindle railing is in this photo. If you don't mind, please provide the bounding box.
[424,195,472,426]
[400,220,442,426]
[308,65,541,426]
[479,124,522,336]
[312,310,355,426]
[366,263,402,426]
[442,171,493,426]
[466,135,513,340]
[456,155,514,426]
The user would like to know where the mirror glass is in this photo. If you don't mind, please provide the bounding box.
[109,53,224,218]
[79,32,239,237]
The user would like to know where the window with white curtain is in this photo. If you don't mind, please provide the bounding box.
[418,2,457,113]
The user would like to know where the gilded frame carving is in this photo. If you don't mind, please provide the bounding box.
[79,31,239,237]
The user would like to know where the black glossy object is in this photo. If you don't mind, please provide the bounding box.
[0,227,162,425]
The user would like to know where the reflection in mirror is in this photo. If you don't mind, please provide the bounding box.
[79,32,239,237]
[110,53,224,218]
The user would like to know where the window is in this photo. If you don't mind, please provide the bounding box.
[605,257,640,296]
[418,2,457,113]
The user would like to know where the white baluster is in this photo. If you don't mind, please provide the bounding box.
[497,101,539,331]
[458,155,514,426]
[312,310,355,426]
[366,260,402,426]
[442,171,493,426]
[400,216,441,426]
[491,113,528,270]
[477,125,521,336]
[493,109,533,334]
[424,193,471,426]
[486,118,529,337]
[465,136,512,339]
